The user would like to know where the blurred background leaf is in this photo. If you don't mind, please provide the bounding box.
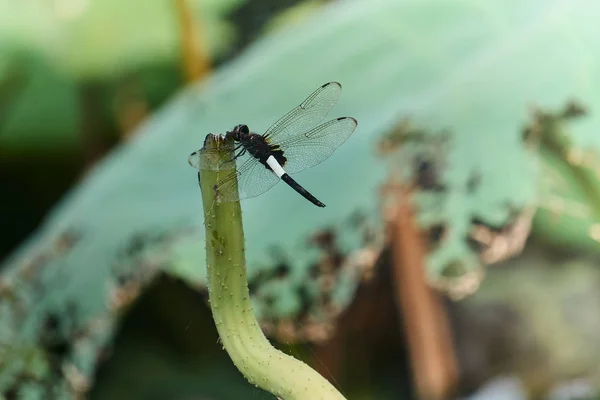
[0,0,243,157]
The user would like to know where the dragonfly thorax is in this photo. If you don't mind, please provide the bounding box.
[228,124,287,166]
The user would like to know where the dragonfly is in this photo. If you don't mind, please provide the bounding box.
[188,82,358,208]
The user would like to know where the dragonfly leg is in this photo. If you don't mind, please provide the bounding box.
[231,148,246,161]
[237,148,247,157]
[220,148,246,167]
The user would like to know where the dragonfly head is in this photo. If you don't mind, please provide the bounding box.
[227,124,250,141]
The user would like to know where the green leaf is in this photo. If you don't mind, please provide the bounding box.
[0,0,241,153]
[0,0,241,79]
[0,56,80,152]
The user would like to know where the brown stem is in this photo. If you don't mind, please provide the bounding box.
[389,188,458,400]
[173,0,210,82]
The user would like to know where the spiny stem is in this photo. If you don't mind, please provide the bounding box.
[197,134,346,400]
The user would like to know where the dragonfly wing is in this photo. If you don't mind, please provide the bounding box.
[188,148,237,171]
[278,117,358,174]
[231,157,280,200]
[263,82,342,142]
[188,150,203,170]
[209,153,280,202]
[189,148,279,201]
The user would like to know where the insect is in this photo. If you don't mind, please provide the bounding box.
[188,82,358,207]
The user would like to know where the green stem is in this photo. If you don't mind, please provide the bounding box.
[197,134,346,400]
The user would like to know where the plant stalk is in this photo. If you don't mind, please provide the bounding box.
[197,134,346,400]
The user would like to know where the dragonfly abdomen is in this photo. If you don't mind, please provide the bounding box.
[264,155,325,207]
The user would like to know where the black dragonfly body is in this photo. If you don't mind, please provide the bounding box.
[189,82,358,207]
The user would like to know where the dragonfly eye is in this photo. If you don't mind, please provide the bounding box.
[236,124,249,134]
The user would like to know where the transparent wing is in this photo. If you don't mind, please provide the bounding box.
[189,149,279,202]
[188,141,237,171]
[189,149,234,170]
[278,117,358,174]
[263,82,342,142]
[229,155,280,200]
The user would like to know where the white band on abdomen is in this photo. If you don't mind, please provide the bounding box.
[266,155,286,178]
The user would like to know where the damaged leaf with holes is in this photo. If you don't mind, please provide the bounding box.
[523,102,600,254]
